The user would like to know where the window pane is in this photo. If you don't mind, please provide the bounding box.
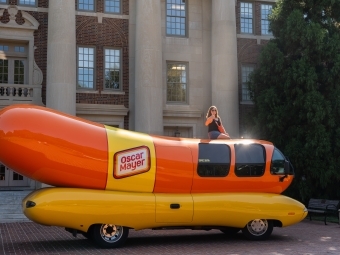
[235,144,266,177]
[166,0,186,36]
[197,144,231,177]
[271,148,286,175]
[167,63,187,103]
[77,47,95,89]
[241,65,254,101]
[0,59,9,83]
[19,0,35,5]
[14,60,25,84]
[104,48,121,90]
[261,4,273,35]
[105,0,121,13]
[240,2,253,34]
[78,0,95,11]
[14,46,25,53]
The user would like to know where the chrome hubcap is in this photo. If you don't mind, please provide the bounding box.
[246,219,268,236]
[100,224,123,243]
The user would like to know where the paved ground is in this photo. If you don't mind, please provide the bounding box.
[0,219,339,255]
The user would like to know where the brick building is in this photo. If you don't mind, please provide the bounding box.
[0,0,275,217]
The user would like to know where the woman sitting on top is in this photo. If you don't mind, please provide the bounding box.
[205,106,230,139]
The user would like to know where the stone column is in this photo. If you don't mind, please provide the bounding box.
[46,0,76,115]
[211,0,239,138]
[134,0,163,135]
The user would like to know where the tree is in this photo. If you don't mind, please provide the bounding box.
[248,0,340,202]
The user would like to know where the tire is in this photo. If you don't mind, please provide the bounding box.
[81,231,93,240]
[242,219,273,241]
[220,227,241,235]
[91,224,129,248]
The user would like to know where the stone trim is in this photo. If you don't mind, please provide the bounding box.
[163,109,202,118]
[76,103,129,116]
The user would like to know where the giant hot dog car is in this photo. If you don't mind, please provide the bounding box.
[0,105,307,248]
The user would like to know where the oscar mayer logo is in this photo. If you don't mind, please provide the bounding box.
[113,146,150,179]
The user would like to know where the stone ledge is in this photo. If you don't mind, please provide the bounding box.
[76,103,129,116]
[163,109,202,118]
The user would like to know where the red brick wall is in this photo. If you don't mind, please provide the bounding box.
[1,1,129,128]
[76,13,129,128]
[75,17,129,100]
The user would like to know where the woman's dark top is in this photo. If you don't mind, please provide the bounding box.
[208,117,221,132]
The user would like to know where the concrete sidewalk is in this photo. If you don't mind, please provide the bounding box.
[0,219,339,255]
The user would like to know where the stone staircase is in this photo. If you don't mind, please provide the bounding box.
[0,190,33,223]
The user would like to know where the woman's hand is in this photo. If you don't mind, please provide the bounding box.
[205,115,215,126]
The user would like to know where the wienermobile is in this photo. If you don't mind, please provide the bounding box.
[0,104,307,248]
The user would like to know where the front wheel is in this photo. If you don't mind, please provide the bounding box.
[91,224,129,248]
[242,219,273,241]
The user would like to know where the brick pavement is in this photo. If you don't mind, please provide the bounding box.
[0,219,339,255]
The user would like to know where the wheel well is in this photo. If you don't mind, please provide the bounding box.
[272,220,282,227]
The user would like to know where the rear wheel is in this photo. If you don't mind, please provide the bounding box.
[242,219,273,240]
[91,224,129,248]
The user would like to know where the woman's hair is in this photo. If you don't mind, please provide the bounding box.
[206,105,220,118]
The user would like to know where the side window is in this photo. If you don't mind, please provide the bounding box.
[197,144,230,177]
[77,46,95,89]
[78,0,95,11]
[261,4,273,35]
[18,0,36,6]
[166,0,187,37]
[240,2,253,34]
[235,144,265,177]
[241,64,254,102]
[105,0,121,14]
[104,48,121,90]
[0,43,27,85]
[166,62,188,103]
[271,148,285,175]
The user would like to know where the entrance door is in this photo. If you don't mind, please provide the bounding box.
[0,163,29,187]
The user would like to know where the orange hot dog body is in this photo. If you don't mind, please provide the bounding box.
[0,105,108,189]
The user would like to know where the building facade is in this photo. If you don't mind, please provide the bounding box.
[0,0,275,191]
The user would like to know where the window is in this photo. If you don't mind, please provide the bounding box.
[18,0,36,6]
[197,144,231,177]
[235,144,266,177]
[0,59,8,83]
[77,47,95,89]
[241,65,254,101]
[0,0,8,4]
[240,2,253,34]
[14,60,25,84]
[166,0,187,36]
[0,45,8,51]
[105,0,121,13]
[167,62,187,103]
[271,148,286,175]
[78,0,95,11]
[104,48,121,90]
[14,46,25,53]
[0,43,27,85]
[261,4,273,35]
